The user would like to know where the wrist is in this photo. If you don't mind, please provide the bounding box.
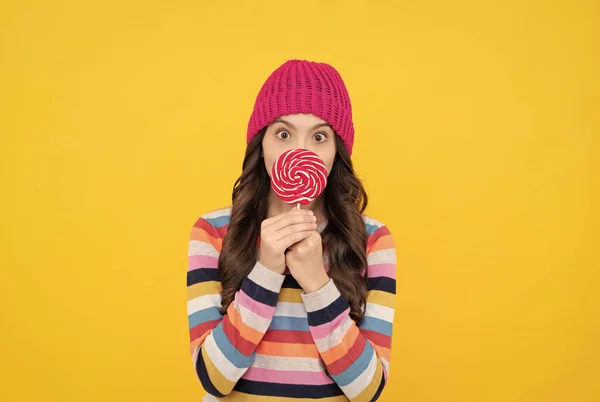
[259,257,285,275]
[302,272,330,294]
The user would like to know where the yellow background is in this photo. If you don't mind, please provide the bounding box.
[1,1,598,401]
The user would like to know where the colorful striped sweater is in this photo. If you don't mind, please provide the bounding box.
[187,207,397,401]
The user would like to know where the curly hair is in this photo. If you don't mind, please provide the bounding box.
[217,128,369,324]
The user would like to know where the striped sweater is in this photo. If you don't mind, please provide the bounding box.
[187,207,397,401]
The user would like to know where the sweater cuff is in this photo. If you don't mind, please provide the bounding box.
[248,260,286,294]
[300,278,342,312]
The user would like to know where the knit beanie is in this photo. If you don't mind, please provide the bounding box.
[246,59,355,155]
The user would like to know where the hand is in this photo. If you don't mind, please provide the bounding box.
[285,230,330,293]
[259,207,318,274]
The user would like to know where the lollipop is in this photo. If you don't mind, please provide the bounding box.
[270,148,328,209]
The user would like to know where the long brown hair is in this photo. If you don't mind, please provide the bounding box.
[218,129,369,324]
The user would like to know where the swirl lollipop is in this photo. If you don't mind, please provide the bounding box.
[271,148,328,209]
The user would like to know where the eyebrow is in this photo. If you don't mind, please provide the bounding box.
[273,118,331,130]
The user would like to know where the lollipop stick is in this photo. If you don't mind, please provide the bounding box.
[296,203,300,210]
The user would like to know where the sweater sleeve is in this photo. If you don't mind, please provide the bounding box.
[187,216,285,397]
[300,225,396,402]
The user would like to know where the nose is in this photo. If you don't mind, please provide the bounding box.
[291,135,314,152]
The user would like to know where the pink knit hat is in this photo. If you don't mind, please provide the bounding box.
[247,59,355,155]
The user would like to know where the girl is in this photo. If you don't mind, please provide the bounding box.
[187,59,397,401]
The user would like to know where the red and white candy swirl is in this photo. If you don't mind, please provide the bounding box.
[270,148,328,205]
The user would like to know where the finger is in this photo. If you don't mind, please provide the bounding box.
[262,208,312,227]
[263,213,311,233]
[264,210,315,232]
[279,230,313,250]
[273,214,317,233]
[275,221,318,241]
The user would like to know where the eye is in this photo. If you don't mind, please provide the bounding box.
[314,132,328,143]
[275,128,291,140]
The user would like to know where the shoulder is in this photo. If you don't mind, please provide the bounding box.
[362,214,393,240]
[197,206,232,229]
[361,214,395,254]
[190,206,232,245]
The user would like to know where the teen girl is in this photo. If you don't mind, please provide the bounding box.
[187,59,397,401]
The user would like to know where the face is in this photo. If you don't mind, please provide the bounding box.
[262,113,337,177]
